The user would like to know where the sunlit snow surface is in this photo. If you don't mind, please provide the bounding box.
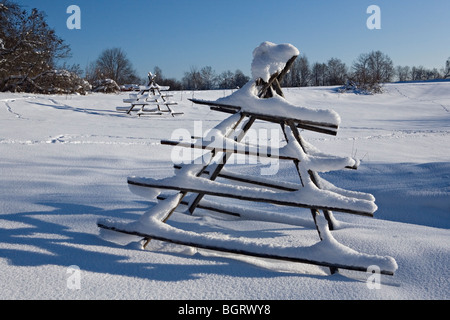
[0,81,449,299]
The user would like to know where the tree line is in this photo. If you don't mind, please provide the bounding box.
[280,51,450,93]
[98,49,449,94]
[85,50,251,91]
[156,51,450,93]
[1,1,449,94]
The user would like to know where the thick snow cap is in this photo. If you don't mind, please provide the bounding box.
[215,41,340,127]
[251,41,300,82]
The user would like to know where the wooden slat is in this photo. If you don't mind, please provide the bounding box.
[205,169,298,192]
[137,112,184,117]
[189,99,337,129]
[157,194,241,217]
[161,139,290,160]
[189,99,338,136]
[255,55,298,98]
[131,101,177,106]
[162,139,358,170]
[190,99,241,111]
[127,177,375,217]
[97,221,394,276]
[173,164,297,191]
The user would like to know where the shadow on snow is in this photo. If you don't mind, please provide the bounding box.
[0,201,351,283]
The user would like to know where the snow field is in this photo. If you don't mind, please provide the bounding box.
[0,81,449,299]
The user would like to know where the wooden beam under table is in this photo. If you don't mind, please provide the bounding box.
[97,221,394,276]
[127,177,374,217]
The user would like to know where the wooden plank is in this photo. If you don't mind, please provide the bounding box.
[209,104,338,136]
[190,99,241,111]
[131,101,177,106]
[173,164,298,192]
[257,71,281,98]
[208,170,298,192]
[161,139,357,170]
[157,194,241,217]
[161,139,291,160]
[294,123,338,136]
[137,111,184,117]
[188,99,337,130]
[189,99,338,136]
[97,221,394,276]
[139,85,170,91]
[127,177,375,217]
[255,55,297,99]
[239,110,338,130]
[124,95,172,102]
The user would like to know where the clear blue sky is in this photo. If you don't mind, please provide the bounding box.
[15,0,450,80]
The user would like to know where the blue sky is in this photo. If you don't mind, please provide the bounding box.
[15,0,450,80]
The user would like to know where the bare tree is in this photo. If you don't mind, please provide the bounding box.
[282,55,310,87]
[233,69,250,88]
[297,56,311,87]
[396,66,411,82]
[200,66,217,90]
[182,66,219,90]
[150,66,182,90]
[427,68,442,80]
[0,1,76,92]
[368,50,394,83]
[411,66,427,81]
[182,66,202,90]
[84,61,101,84]
[217,69,250,89]
[217,70,235,89]
[311,62,328,87]
[351,51,394,92]
[93,47,139,85]
[444,57,450,79]
[153,66,164,84]
[326,58,348,85]
[351,53,370,85]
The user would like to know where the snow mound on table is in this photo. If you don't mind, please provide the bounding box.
[193,42,340,126]
[251,41,300,81]
[215,81,341,126]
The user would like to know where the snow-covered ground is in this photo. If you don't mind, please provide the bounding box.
[0,81,449,299]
